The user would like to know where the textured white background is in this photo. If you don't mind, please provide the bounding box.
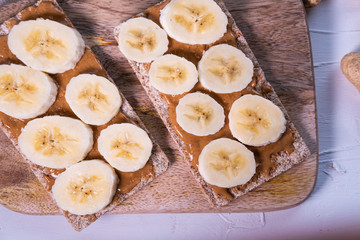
[1,0,360,239]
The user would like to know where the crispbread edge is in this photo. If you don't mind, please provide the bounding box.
[114,0,311,207]
[0,0,169,231]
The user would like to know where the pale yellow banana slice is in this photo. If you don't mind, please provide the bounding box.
[18,116,93,169]
[52,160,118,215]
[149,54,198,95]
[65,74,122,126]
[198,138,256,188]
[198,44,254,93]
[116,17,169,63]
[0,64,57,119]
[176,92,225,136]
[8,18,85,74]
[98,123,153,172]
[160,0,228,44]
[229,94,286,147]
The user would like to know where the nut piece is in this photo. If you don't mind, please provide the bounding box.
[303,0,321,8]
[341,52,360,92]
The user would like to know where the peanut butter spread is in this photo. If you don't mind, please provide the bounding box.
[0,1,154,194]
[141,0,296,199]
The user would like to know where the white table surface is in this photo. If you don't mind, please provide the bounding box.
[1,0,360,239]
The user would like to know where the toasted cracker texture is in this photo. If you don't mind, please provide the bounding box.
[0,0,169,231]
[114,0,310,207]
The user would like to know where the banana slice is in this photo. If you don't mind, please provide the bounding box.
[229,94,286,147]
[98,123,153,172]
[149,54,198,95]
[8,18,85,74]
[0,64,57,119]
[198,44,254,93]
[198,138,256,188]
[18,116,93,169]
[65,74,122,126]
[159,0,228,44]
[52,160,118,215]
[116,17,169,63]
[176,92,225,136]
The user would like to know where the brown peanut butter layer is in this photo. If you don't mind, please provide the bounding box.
[115,0,310,206]
[0,0,169,231]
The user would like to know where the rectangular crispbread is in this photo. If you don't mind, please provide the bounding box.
[0,0,169,231]
[114,0,311,207]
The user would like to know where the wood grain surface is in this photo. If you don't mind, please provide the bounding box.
[0,0,317,215]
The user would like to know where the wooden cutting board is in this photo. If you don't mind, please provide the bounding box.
[0,0,317,215]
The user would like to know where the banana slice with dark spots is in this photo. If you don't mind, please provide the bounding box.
[65,74,122,126]
[176,92,225,136]
[198,138,256,188]
[18,115,93,169]
[116,17,169,63]
[198,44,254,94]
[160,0,228,44]
[52,160,118,215]
[149,54,198,95]
[229,94,287,146]
[98,123,153,172]
[0,64,57,119]
[8,19,85,74]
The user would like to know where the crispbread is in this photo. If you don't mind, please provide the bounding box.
[0,0,169,231]
[114,0,311,207]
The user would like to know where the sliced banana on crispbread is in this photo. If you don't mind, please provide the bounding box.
[18,115,93,169]
[176,92,225,136]
[0,64,57,119]
[229,94,286,147]
[8,19,85,74]
[65,74,122,126]
[116,17,169,63]
[198,44,254,94]
[98,123,153,172]
[52,160,118,215]
[149,54,198,95]
[160,0,228,44]
[198,138,256,188]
